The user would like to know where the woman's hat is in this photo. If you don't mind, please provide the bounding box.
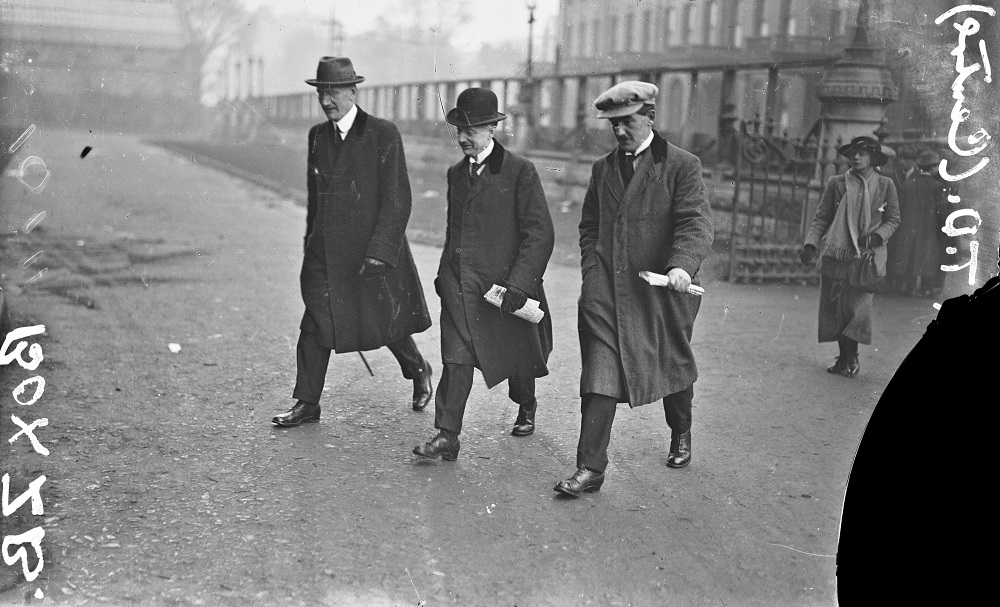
[837,136,888,167]
[305,56,365,88]
[446,88,507,128]
[916,149,942,169]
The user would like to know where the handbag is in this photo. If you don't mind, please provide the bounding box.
[848,247,882,293]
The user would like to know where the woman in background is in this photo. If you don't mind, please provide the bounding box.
[800,136,901,377]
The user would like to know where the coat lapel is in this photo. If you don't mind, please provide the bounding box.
[463,141,506,204]
[327,107,368,175]
[601,152,624,212]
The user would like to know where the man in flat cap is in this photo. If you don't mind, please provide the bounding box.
[272,56,433,427]
[554,81,714,497]
[412,87,554,461]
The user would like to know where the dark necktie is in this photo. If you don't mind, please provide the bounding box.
[620,150,635,188]
[469,160,481,184]
[331,126,343,163]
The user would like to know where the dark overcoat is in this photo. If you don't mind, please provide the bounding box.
[301,108,431,352]
[887,172,950,280]
[578,132,714,407]
[436,142,554,388]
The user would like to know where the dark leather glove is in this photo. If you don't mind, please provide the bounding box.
[500,283,529,314]
[858,233,883,249]
[800,244,817,266]
[358,257,387,278]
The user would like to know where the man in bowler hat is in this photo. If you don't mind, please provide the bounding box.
[555,81,714,497]
[272,57,434,427]
[412,88,555,460]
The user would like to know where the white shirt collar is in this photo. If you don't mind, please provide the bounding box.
[333,104,358,137]
[626,130,655,157]
[471,139,495,166]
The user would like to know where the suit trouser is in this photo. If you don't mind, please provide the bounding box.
[576,385,694,473]
[292,331,427,405]
[434,363,535,435]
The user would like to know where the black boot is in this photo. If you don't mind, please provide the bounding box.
[511,400,536,436]
[666,431,691,468]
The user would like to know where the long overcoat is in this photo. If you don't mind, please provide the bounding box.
[579,132,714,407]
[436,142,554,388]
[887,172,950,280]
[301,108,431,352]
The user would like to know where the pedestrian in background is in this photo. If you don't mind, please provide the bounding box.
[273,57,434,427]
[412,88,554,461]
[883,146,919,294]
[890,149,951,297]
[554,81,714,497]
[800,136,900,378]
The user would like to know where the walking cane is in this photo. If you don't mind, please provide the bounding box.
[357,352,374,376]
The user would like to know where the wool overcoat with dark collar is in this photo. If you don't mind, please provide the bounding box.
[578,131,714,406]
[436,141,555,388]
[300,108,431,352]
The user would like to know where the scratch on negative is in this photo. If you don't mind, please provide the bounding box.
[774,313,785,339]
[767,542,835,558]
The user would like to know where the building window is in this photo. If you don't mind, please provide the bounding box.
[760,21,770,37]
[624,13,634,53]
[683,5,694,45]
[732,0,745,47]
[609,16,619,53]
[788,17,797,36]
[664,7,674,47]
[592,18,600,55]
[707,1,720,46]
[575,21,585,57]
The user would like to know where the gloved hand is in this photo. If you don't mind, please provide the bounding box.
[500,283,529,314]
[858,233,883,249]
[358,257,387,278]
[800,244,817,265]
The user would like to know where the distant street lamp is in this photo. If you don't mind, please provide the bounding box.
[517,0,538,152]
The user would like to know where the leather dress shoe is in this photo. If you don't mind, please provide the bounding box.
[412,363,433,411]
[666,431,692,468]
[271,401,320,427]
[827,355,860,377]
[412,433,460,461]
[553,467,605,497]
[511,400,536,436]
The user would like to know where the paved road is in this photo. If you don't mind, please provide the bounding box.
[0,128,945,606]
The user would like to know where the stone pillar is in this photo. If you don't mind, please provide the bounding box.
[815,0,898,148]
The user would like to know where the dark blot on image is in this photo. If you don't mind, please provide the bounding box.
[81,146,92,158]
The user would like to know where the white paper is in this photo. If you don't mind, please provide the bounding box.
[483,284,545,324]
[638,271,705,296]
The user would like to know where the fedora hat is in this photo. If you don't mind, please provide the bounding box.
[838,136,888,167]
[305,56,365,88]
[916,149,942,169]
[446,88,507,128]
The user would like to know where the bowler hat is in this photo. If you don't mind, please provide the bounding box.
[838,136,888,167]
[305,56,365,88]
[594,81,658,119]
[916,149,942,169]
[446,88,507,127]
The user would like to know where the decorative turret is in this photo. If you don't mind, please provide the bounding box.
[816,0,898,147]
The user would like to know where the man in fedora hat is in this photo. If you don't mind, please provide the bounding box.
[889,148,952,297]
[801,135,900,377]
[412,87,554,461]
[272,56,434,427]
[554,81,714,497]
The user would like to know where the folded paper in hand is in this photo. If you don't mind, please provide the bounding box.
[638,271,705,296]
[484,284,545,323]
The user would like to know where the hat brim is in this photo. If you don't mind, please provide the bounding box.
[596,101,645,119]
[837,142,889,167]
[306,77,365,87]
[445,109,507,127]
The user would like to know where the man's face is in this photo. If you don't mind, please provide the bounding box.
[317,86,356,122]
[609,110,653,153]
[850,149,873,172]
[898,157,915,172]
[455,124,494,158]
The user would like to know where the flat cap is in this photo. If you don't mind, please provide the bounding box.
[594,81,658,119]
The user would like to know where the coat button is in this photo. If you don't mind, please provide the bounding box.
[455,247,462,254]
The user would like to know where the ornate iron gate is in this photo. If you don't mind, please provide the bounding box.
[726,118,847,283]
